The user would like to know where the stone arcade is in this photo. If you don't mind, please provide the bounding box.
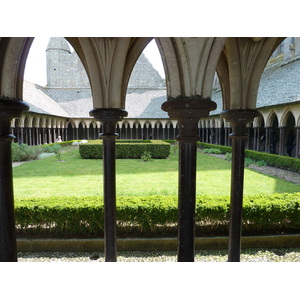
[16,38,300,159]
[0,37,295,262]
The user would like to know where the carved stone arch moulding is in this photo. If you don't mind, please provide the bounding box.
[0,37,34,100]
[280,109,296,127]
[67,37,152,109]
[155,37,226,100]
[266,110,278,127]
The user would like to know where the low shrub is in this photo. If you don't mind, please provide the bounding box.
[14,193,300,238]
[11,143,43,162]
[141,151,152,162]
[79,140,170,159]
[41,140,79,147]
[245,157,255,167]
[203,148,222,154]
[224,152,232,161]
[43,144,62,154]
[199,142,300,173]
[245,150,300,172]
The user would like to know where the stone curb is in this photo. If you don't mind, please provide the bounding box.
[16,234,300,252]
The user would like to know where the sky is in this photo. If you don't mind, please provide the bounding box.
[24,37,165,86]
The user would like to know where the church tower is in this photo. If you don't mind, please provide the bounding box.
[46,37,165,90]
[46,37,90,88]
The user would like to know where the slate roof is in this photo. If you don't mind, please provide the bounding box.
[23,82,168,119]
[211,57,300,115]
[23,44,300,119]
[23,81,70,117]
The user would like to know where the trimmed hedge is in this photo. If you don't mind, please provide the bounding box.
[198,142,300,173]
[14,193,300,238]
[79,139,171,159]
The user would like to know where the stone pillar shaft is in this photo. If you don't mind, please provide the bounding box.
[221,109,260,262]
[162,98,216,262]
[90,108,128,262]
[295,127,300,158]
[0,99,29,262]
[279,127,285,156]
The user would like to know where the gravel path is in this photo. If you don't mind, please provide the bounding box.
[17,248,300,262]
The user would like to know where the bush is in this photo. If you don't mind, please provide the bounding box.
[11,143,43,162]
[79,140,171,159]
[43,144,62,154]
[199,142,300,173]
[198,142,231,154]
[14,193,300,238]
[245,150,300,172]
[203,148,222,154]
[141,151,152,162]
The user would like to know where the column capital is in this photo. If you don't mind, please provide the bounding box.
[89,108,128,121]
[220,109,260,139]
[0,99,29,120]
[162,98,217,140]
[220,109,260,125]
[89,108,128,136]
[161,98,217,119]
[0,99,29,139]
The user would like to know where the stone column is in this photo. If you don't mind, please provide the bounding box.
[220,109,260,262]
[279,127,285,156]
[265,127,271,153]
[255,127,261,151]
[295,127,300,158]
[0,99,29,261]
[90,108,128,262]
[162,98,216,262]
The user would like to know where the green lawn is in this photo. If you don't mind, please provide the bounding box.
[12,147,300,200]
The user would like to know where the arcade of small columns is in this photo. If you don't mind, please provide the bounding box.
[12,101,300,158]
[0,37,292,263]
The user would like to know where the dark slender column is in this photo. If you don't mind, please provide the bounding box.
[278,127,285,156]
[221,109,260,262]
[253,127,258,151]
[295,127,300,158]
[0,99,29,262]
[162,98,216,262]
[90,108,127,262]
[265,127,271,153]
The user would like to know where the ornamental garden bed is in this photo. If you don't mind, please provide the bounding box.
[79,139,171,159]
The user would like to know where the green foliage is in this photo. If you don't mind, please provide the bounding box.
[198,142,231,154]
[11,143,43,162]
[224,152,232,161]
[79,139,170,159]
[43,144,62,154]
[199,142,299,173]
[41,140,79,147]
[256,160,267,167]
[245,150,300,172]
[43,144,63,161]
[203,148,222,154]
[141,151,152,162]
[245,157,255,167]
[163,140,176,144]
[14,193,300,237]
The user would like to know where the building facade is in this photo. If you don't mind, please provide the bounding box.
[12,37,300,158]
